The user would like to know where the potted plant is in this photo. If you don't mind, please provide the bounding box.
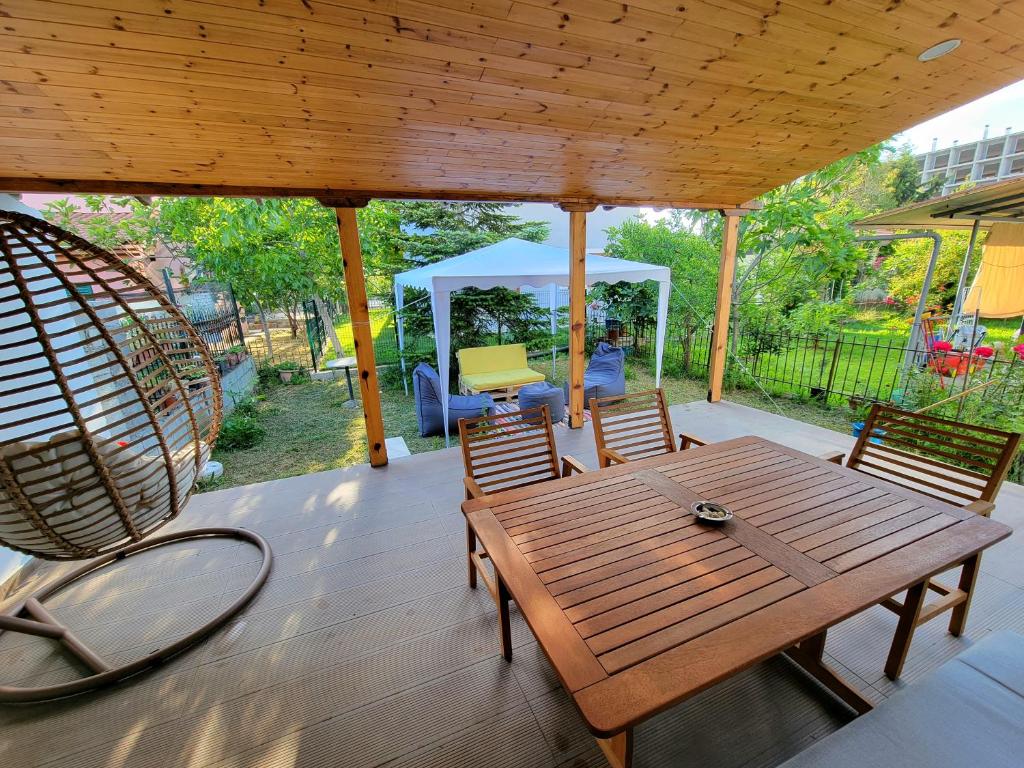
[276,361,300,383]
[226,344,247,367]
[180,364,209,390]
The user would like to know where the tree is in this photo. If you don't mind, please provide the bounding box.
[883,230,976,311]
[602,217,720,325]
[44,195,158,253]
[885,148,944,206]
[154,197,344,342]
[673,146,887,333]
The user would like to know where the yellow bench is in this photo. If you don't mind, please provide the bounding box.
[457,343,545,401]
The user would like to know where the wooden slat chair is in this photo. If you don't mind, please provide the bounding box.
[590,389,706,468]
[829,403,1021,679]
[458,404,586,659]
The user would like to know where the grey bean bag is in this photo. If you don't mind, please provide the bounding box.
[519,381,566,424]
[413,363,495,437]
[564,342,626,407]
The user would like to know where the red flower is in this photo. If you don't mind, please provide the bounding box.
[1013,343,1024,361]
[974,346,994,358]
[932,340,953,352]
[884,296,896,305]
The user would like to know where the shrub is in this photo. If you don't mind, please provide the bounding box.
[217,414,265,450]
[257,361,280,387]
[230,394,262,419]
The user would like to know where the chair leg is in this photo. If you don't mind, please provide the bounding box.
[885,580,928,680]
[949,554,981,637]
[497,575,512,662]
[466,519,477,590]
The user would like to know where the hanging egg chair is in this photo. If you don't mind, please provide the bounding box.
[0,210,271,702]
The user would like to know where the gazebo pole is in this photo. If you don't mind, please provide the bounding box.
[332,203,388,467]
[708,212,742,402]
[560,203,597,428]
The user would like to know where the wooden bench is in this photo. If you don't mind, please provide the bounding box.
[457,343,545,402]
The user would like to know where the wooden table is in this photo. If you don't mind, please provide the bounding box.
[461,436,1012,768]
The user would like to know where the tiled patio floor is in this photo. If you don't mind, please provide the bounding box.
[2,400,1021,768]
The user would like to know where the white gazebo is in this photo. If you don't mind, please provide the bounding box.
[394,238,671,440]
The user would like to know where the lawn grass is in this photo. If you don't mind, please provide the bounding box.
[198,377,442,491]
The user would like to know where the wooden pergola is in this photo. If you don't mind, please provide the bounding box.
[3,1,1023,466]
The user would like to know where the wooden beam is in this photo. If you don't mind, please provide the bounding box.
[707,212,741,403]
[335,206,388,467]
[562,203,596,428]
[0,177,753,212]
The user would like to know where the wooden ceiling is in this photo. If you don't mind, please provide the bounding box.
[2,1,1024,208]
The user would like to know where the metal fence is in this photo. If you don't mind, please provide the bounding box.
[169,280,250,376]
[622,317,1024,411]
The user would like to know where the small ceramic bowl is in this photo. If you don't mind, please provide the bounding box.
[690,501,734,524]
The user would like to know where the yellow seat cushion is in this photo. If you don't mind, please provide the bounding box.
[457,343,530,375]
[460,368,545,391]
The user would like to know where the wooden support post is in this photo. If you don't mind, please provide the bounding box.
[708,212,741,403]
[560,203,597,428]
[335,205,388,467]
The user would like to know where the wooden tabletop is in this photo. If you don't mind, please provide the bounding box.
[462,436,1012,737]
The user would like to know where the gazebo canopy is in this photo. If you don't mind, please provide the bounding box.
[394,238,669,292]
[394,238,671,441]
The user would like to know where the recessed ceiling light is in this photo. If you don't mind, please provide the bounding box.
[918,39,962,62]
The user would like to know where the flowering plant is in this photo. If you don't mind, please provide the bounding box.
[932,340,953,352]
[974,346,994,358]
[1014,343,1024,361]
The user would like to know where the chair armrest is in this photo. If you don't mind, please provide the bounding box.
[964,499,995,518]
[819,450,846,465]
[561,455,588,477]
[678,432,706,450]
[598,447,629,466]
[463,476,486,500]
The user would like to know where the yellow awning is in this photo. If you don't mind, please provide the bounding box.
[963,223,1024,319]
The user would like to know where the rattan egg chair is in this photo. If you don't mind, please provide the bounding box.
[0,210,271,703]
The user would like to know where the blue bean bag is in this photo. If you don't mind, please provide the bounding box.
[413,363,495,437]
[564,342,626,407]
[519,381,566,424]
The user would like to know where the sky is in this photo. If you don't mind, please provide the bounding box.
[894,79,1024,152]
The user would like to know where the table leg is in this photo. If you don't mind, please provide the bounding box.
[885,580,928,680]
[949,554,980,637]
[784,631,873,716]
[465,519,477,590]
[497,575,512,662]
[344,367,356,401]
[596,729,633,768]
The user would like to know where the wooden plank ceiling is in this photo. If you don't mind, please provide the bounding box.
[2,0,1024,207]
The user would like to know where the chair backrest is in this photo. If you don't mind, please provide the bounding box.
[458,405,559,495]
[457,343,528,375]
[849,404,1021,506]
[590,389,675,464]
